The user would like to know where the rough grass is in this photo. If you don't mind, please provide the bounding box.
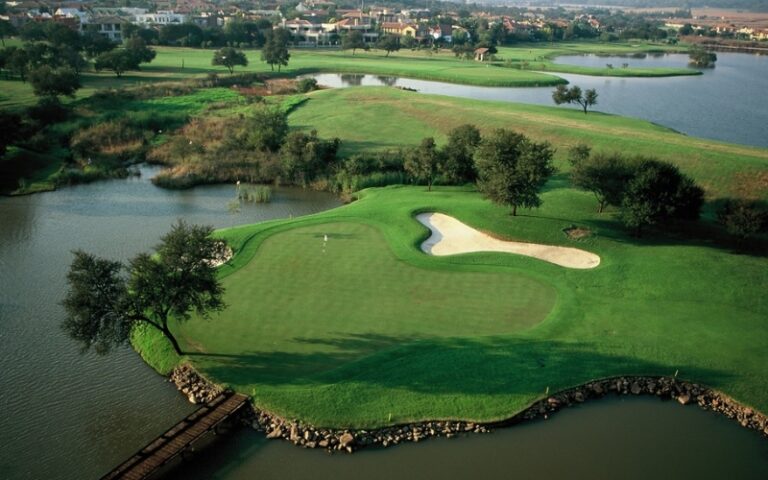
[289,87,768,200]
[135,184,768,428]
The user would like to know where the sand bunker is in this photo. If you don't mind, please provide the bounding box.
[416,213,600,269]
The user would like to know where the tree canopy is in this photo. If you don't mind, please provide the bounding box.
[404,137,441,191]
[475,129,556,215]
[440,124,481,184]
[552,85,598,114]
[261,28,290,71]
[619,158,704,235]
[376,34,400,57]
[62,221,227,355]
[212,46,248,74]
[29,65,81,98]
[570,148,637,213]
[342,30,366,54]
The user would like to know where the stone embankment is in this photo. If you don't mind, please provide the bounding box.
[170,364,223,404]
[168,366,768,452]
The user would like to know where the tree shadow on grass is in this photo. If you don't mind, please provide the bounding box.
[189,333,730,396]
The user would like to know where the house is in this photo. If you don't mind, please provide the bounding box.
[474,47,490,62]
[336,14,378,43]
[83,16,124,42]
[429,24,452,43]
[381,22,420,38]
[134,10,188,26]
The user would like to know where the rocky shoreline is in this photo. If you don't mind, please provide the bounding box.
[170,365,768,452]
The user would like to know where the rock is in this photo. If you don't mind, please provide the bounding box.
[630,382,642,395]
[318,439,329,448]
[339,432,355,448]
[289,424,300,442]
[573,391,585,403]
[266,429,283,439]
[187,393,198,404]
[677,394,691,405]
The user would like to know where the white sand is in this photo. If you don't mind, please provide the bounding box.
[416,213,600,269]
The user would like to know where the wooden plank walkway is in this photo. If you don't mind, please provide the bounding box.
[101,391,250,480]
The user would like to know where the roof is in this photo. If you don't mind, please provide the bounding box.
[474,47,490,54]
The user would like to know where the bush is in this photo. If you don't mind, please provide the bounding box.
[296,77,318,93]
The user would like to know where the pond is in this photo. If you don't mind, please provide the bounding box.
[0,167,341,480]
[174,396,768,480]
[307,52,768,148]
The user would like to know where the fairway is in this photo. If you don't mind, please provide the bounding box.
[176,221,556,382]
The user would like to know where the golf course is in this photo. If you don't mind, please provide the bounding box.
[131,86,768,429]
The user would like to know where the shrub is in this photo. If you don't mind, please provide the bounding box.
[296,77,318,93]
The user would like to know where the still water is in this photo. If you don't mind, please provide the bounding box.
[0,167,341,479]
[174,396,768,480]
[308,52,768,148]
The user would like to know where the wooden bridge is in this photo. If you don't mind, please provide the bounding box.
[101,391,250,480]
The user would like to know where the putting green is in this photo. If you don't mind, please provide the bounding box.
[176,221,557,383]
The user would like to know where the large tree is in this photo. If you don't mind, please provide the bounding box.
[404,137,441,191]
[28,65,81,98]
[619,158,704,236]
[0,110,21,157]
[94,50,136,77]
[552,84,598,114]
[342,30,366,55]
[62,221,227,355]
[376,34,400,57]
[440,124,481,184]
[261,28,290,72]
[570,149,636,213]
[0,19,16,47]
[212,47,248,74]
[475,129,556,216]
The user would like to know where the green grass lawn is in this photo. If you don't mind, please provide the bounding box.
[291,87,768,200]
[0,40,694,109]
[135,183,768,428]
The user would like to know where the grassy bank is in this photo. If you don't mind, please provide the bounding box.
[134,182,768,428]
[0,41,695,109]
[290,87,768,200]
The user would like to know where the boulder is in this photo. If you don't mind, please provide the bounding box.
[339,432,355,448]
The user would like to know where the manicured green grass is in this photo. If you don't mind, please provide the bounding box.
[290,87,768,200]
[0,41,693,109]
[136,182,768,428]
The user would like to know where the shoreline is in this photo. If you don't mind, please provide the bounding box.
[170,364,768,453]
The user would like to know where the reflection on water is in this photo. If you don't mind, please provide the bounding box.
[307,52,768,148]
[0,166,341,480]
[173,396,768,480]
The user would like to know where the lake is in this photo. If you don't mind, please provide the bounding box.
[307,52,768,148]
[0,167,341,479]
[1,52,768,480]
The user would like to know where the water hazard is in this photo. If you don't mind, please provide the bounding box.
[308,52,768,148]
[0,167,341,479]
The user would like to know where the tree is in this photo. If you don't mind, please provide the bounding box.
[717,200,767,242]
[570,150,636,213]
[376,34,400,57]
[62,221,227,356]
[342,30,366,55]
[212,47,248,74]
[0,110,21,157]
[475,129,556,216]
[404,137,441,191]
[239,105,289,152]
[5,46,30,81]
[261,28,290,71]
[28,65,80,98]
[94,50,136,77]
[619,158,704,236]
[280,130,341,185]
[0,19,16,47]
[689,46,717,68]
[81,30,116,59]
[440,124,481,184]
[552,85,598,114]
[125,36,156,64]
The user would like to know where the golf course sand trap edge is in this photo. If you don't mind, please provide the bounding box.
[416,212,601,269]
